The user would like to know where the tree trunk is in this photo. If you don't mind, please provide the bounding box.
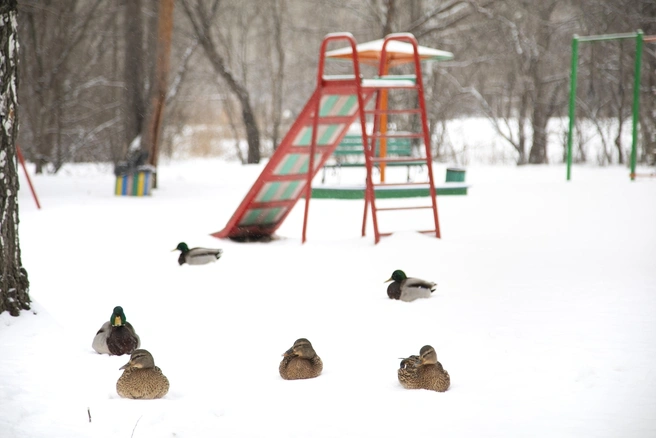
[639,1,656,165]
[124,0,145,156]
[517,90,528,165]
[240,96,261,163]
[141,0,174,188]
[527,5,556,165]
[382,0,396,37]
[529,78,549,164]
[612,40,625,165]
[270,0,285,151]
[0,0,31,316]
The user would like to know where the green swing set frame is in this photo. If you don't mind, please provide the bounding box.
[566,30,656,181]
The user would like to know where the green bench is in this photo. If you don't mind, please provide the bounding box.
[322,133,425,182]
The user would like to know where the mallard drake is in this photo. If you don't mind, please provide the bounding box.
[398,345,450,392]
[279,338,323,380]
[116,349,169,399]
[173,242,223,266]
[385,270,436,302]
[92,306,140,356]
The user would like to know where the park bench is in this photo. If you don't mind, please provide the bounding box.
[322,133,425,182]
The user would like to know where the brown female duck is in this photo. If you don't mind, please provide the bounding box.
[116,349,169,399]
[398,345,450,392]
[279,338,323,380]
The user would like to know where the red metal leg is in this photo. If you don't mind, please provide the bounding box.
[16,146,41,210]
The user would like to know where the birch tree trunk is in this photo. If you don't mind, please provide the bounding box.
[0,0,31,316]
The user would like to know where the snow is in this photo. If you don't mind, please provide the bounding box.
[2,156,656,438]
[361,78,416,88]
[324,39,454,61]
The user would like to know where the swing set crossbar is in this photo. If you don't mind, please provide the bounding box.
[576,32,640,42]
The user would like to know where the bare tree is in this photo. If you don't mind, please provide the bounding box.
[1,0,31,316]
[18,0,104,173]
[408,0,480,39]
[180,0,261,164]
[461,0,572,164]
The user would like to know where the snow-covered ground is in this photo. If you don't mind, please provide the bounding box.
[2,157,655,438]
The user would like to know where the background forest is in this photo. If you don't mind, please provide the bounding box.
[16,0,656,172]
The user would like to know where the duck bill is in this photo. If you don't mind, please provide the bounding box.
[119,361,131,370]
[282,347,294,357]
[384,277,393,283]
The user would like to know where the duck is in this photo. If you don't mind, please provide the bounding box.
[397,345,450,392]
[173,242,223,266]
[385,269,436,301]
[279,338,323,380]
[116,349,169,399]
[92,306,141,356]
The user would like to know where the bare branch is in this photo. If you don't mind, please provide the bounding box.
[166,39,200,104]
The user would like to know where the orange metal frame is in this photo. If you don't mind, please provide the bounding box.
[213,32,440,244]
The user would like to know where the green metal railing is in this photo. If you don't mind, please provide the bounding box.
[566,31,644,181]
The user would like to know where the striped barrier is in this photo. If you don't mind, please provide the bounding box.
[115,167,154,196]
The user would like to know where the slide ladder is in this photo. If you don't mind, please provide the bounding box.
[213,33,373,242]
[361,33,441,244]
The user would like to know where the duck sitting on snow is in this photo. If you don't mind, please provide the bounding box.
[385,269,436,302]
[398,345,450,392]
[92,306,141,356]
[173,242,223,266]
[279,338,323,380]
[116,349,170,399]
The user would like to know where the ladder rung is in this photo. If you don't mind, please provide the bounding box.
[376,206,433,212]
[322,74,358,81]
[373,181,429,187]
[361,82,419,90]
[370,133,424,139]
[365,109,421,115]
[371,157,427,164]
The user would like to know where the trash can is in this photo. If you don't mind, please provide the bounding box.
[445,167,466,183]
[115,165,155,196]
